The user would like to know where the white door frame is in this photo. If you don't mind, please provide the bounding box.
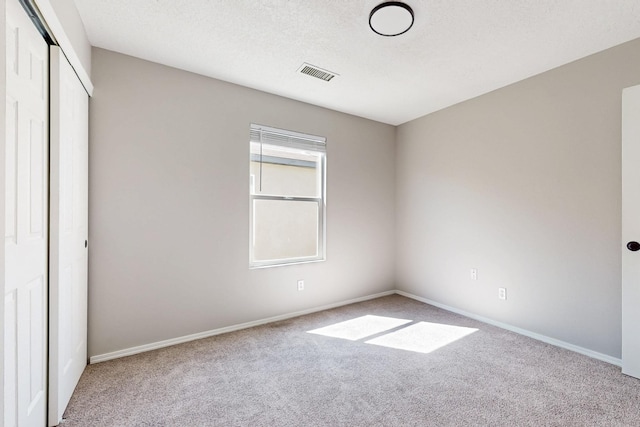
[0,1,7,422]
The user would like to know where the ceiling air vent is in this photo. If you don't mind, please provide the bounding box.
[298,63,338,82]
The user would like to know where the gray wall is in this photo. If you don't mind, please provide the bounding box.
[88,48,396,357]
[91,37,640,360]
[396,38,640,358]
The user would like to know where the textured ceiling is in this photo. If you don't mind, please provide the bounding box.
[73,0,640,125]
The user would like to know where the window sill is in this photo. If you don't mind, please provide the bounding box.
[249,258,326,270]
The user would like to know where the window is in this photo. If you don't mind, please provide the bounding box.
[249,124,326,268]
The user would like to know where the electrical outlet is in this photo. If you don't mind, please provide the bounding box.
[498,288,507,300]
[297,280,304,291]
[470,269,478,280]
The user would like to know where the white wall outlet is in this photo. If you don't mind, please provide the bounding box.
[470,268,478,280]
[498,287,507,300]
[297,280,304,291]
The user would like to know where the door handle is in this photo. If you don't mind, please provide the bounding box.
[85,240,88,248]
[627,241,640,252]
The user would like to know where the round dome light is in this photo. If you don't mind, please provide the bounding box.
[369,2,414,37]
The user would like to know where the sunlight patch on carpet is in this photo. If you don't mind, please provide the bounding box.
[365,322,478,354]
[307,315,412,341]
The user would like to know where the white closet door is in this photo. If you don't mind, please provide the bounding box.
[5,0,49,426]
[48,45,89,426]
[622,84,640,379]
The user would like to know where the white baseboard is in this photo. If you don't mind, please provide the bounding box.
[395,290,622,367]
[89,290,396,364]
[90,289,622,367]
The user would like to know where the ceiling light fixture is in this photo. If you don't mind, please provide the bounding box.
[369,2,414,37]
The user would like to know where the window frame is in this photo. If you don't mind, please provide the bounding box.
[249,124,327,269]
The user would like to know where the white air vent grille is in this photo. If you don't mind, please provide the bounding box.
[298,63,337,82]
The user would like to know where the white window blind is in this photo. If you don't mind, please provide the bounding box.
[250,124,326,153]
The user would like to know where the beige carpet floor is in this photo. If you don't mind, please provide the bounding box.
[61,295,640,426]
